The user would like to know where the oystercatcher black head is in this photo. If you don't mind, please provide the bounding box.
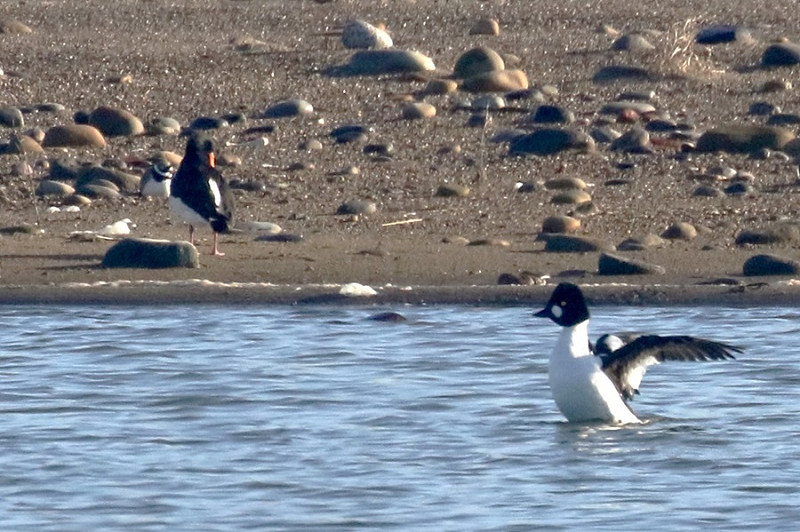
[168,132,234,256]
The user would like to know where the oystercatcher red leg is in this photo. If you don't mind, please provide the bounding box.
[212,233,224,256]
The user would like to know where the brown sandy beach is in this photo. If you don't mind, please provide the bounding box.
[3,0,800,305]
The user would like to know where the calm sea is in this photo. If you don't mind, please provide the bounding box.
[1,303,797,530]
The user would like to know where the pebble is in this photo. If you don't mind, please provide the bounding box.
[530,105,574,124]
[330,124,371,141]
[490,129,526,144]
[544,177,587,190]
[590,126,622,143]
[593,65,652,84]
[77,165,140,193]
[543,234,614,253]
[419,79,458,96]
[9,134,43,154]
[0,19,33,34]
[189,116,228,130]
[336,199,377,215]
[217,152,241,167]
[600,101,656,115]
[471,95,505,110]
[36,180,75,198]
[505,88,546,102]
[695,124,794,153]
[401,102,436,120]
[610,127,652,153]
[262,99,314,119]
[299,139,324,151]
[541,215,580,234]
[42,124,106,148]
[363,143,394,157]
[758,79,791,93]
[339,283,377,297]
[453,47,504,78]
[76,183,121,200]
[460,69,528,93]
[743,254,800,276]
[645,119,679,132]
[10,161,33,176]
[237,221,282,234]
[466,113,489,128]
[696,25,752,45]
[368,311,408,322]
[598,252,665,275]
[102,238,199,269]
[611,33,655,52]
[692,184,723,197]
[550,190,592,205]
[735,223,800,246]
[63,194,92,207]
[617,90,656,101]
[469,18,500,36]
[661,222,697,240]
[146,116,181,136]
[88,106,144,137]
[761,42,800,67]
[616,234,665,250]
[341,20,393,49]
[435,184,470,197]
[338,49,435,76]
[766,113,800,126]
[509,128,595,156]
[0,106,24,128]
[255,233,304,243]
[468,238,510,247]
[724,182,754,195]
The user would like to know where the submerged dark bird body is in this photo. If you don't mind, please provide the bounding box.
[169,132,234,255]
[535,283,741,424]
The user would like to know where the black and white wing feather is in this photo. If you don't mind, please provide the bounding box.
[597,334,741,401]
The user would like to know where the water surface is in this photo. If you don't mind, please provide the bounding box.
[1,304,797,530]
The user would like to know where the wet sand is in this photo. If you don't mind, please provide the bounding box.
[2,0,800,305]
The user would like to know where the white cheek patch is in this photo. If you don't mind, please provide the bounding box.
[551,305,563,319]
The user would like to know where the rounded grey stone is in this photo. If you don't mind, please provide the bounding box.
[695,124,795,153]
[616,234,666,251]
[743,254,800,276]
[337,49,435,76]
[0,106,24,128]
[761,42,800,67]
[530,105,574,124]
[36,179,75,197]
[735,224,800,246]
[611,33,655,52]
[509,128,595,156]
[453,46,504,78]
[611,127,651,153]
[696,25,752,45]
[661,222,697,240]
[336,199,377,215]
[102,238,199,269]
[543,234,614,253]
[262,99,314,119]
[598,252,665,275]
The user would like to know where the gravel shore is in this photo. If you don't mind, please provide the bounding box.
[2,0,800,305]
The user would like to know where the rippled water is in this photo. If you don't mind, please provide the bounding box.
[1,303,798,530]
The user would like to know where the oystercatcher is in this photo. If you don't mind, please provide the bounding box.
[535,283,741,424]
[169,132,234,256]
